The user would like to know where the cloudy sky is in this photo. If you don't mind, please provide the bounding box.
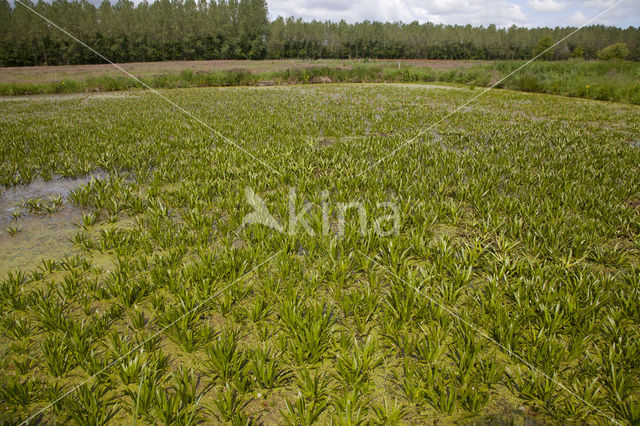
[266,0,639,28]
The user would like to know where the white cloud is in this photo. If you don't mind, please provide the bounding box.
[567,9,588,25]
[265,0,640,27]
[268,0,528,26]
[527,0,567,13]
[582,0,617,8]
[576,0,640,27]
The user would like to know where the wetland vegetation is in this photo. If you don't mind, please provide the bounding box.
[1,83,639,423]
[2,59,640,105]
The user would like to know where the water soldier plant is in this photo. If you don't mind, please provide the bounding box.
[0,82,639,423]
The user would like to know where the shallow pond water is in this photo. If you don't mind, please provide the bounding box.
[0,174,103,277]
[0,207,83,276]
[0,92,140,102]
[0,174,103,222]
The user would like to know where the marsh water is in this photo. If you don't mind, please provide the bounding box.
[0,175,102,276]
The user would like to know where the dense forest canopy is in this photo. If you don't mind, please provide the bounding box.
[0,0,638,66]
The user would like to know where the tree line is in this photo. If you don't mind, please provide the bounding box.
[1,0,638,66]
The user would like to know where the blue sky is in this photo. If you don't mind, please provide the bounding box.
[267,0,640,28]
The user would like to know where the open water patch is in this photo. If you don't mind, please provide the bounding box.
[0,173,105,276]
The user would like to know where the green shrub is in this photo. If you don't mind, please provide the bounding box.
[532,37,554,60]
[591,84,616,101]
[179,69,195,82]
[598,43,630,61]
[628,87,640,105]
[515,72,540,92]
[570,46,584,58]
